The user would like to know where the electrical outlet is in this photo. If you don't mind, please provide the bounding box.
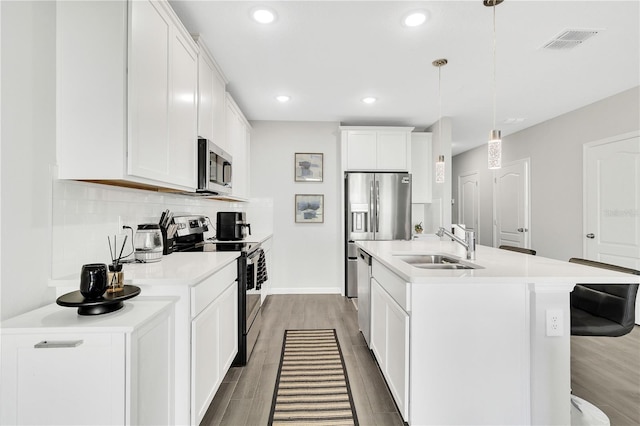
[546,309,563,337]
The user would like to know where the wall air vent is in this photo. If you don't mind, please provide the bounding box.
[541,29,602,50]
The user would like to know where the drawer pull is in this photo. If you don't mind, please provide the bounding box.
[34,340,83,349]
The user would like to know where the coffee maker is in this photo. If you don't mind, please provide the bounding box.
[216,212,251,241]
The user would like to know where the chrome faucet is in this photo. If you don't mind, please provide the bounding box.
[436,227,476,260]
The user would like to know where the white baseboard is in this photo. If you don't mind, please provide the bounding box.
[269,287,342,295]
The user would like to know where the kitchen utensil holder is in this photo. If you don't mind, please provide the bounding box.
[161,228,175,255]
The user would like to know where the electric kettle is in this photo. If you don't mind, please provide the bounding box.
[134,224,163,263]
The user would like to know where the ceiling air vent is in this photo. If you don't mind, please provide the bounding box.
[541,29,602,50]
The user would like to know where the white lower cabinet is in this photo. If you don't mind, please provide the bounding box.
[191,263,238,425]
[370,277,410,421]
[0,300,175,426]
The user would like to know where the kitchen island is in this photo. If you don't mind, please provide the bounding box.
[356,238,639,426]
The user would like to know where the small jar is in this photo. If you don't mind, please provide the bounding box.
[107,263,124,294]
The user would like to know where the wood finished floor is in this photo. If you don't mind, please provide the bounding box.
[571,325,640,426]
[200,294,404,426]
[201,294,640,426]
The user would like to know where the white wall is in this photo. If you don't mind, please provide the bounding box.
[425,117,453,232]
[50,180,241,278]
[452,86,640,260]
[1,1,57,320]
[250,121,341,294]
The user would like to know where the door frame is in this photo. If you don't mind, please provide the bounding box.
[582,130,640,258]
[492,158,531,248]
[457,170,480,241]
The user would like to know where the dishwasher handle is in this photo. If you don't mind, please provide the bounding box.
[358,249,372,265]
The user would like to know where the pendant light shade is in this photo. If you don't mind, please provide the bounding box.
[435,155,446,183]
[433,58,447,184]
[488,130,502,169]
[486,0,503,170]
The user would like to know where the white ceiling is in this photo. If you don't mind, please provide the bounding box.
[169,1,640,155]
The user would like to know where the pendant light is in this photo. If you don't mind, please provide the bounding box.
[433,58,448,184]
[485,0,503,170]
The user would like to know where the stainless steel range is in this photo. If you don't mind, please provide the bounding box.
[171,214,263,366]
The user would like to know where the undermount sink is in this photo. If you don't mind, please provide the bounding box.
[394,254,483,270]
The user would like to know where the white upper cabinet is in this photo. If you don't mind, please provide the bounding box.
[194,36,228,150]
[225,94,251,200]
[345,131,378,169]
[341,127,414,171]
[57,0,198,191]
[411,132,433,203]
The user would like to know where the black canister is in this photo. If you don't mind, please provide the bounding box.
[79,263,108,299]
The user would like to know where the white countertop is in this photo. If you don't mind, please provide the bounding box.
[356,239,640,285]
[49,233,273,288]
[1,298,176,333]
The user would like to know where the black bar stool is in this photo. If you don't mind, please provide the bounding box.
[568,258,639,425]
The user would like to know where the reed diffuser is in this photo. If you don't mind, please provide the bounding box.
[107,234,128,293]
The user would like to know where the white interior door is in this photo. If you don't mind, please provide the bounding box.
[458,171,479,238]
[584,133,640,323]
[493,159,530,248]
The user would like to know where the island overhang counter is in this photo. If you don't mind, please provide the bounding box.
[355,239,639,426]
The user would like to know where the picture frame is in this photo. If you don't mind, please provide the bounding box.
[295,194,324,223]
[295,153,323,182]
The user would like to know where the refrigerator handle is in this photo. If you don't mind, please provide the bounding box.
[375,180,380,232]
[369,180,375,233]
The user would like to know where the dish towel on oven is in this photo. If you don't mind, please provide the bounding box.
[256,248,268,290]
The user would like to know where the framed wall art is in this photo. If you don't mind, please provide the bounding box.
[295,153,323,182]
[295,194,324,223]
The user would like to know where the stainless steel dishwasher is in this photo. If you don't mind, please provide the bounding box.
[357,248,372,346]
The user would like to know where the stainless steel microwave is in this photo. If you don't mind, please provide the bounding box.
[197,139,232,195]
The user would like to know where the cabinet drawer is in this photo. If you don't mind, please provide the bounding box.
[372,260,410,312]
[191,260,237,317]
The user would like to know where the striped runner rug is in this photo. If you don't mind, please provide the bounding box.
[268,329,359,426]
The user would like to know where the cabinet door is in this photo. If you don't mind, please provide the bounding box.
[131,307,174,425]
[218,282,239,372]
[168,29,198,189]
[128,0,171,182]
[346,131,377,170]
[225,98,239,160]
[192,298,221,424]
[192,280,238,425]
[1,333,125,425]
[377,132,409,170]
[369,278,410,421]
[385,292,410,421]
[233,120,250,199]
[370,278,387,366]
[211,69,227,151]
[197,52,214,140]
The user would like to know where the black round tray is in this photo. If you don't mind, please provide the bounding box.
[56,285,141,316]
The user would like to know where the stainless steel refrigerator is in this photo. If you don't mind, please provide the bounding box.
[345,172,411,297]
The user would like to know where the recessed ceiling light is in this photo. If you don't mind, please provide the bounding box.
[252,8,276,24]
[276,95,290,103]
[362,97,377,104]
[403,11,427,27]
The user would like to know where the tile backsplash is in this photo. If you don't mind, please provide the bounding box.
[51,180,270,278]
